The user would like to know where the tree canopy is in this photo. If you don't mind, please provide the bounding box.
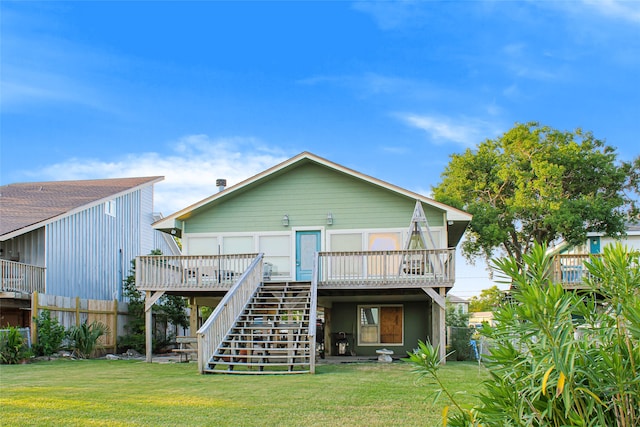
[468,285,503,313]
[433,122,639,265]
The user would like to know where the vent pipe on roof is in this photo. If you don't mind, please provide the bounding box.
[216,179,227,192]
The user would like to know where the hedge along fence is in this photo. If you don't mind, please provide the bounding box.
[30,292,130,354]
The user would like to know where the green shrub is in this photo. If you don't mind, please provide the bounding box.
[449,327,474,361]
[33,310,66,358]
[68,320,108,359]
[473,243,640,426]
[0,326,32,364]
[407,243,640,426]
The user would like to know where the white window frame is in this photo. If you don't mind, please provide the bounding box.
[105,199,116,217]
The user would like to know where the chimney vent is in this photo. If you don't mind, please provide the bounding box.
[216,179,227,192]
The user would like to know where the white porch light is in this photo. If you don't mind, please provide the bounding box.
[327,212,334,225]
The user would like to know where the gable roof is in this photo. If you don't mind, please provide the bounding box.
[447,294,469,304]
[0,176,163,240]
[154,152,471,239]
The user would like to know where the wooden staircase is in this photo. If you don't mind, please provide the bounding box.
[204,282,313,374]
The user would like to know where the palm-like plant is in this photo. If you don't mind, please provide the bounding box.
[68,320,108,359]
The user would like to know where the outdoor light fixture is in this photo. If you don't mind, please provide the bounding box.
[327,212,334,225]
[282,214,290,227]
[447,220,454,226]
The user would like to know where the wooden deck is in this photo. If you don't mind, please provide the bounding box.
[0,259,46,294]
[317,248,455,288]
[135,253,259,292]
[136,249,457,292]
[0,251,603,298]
[552,253,598,289]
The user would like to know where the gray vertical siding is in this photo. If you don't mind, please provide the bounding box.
[140,186,155,255]
[45,188,150,301]
[1,228,45,266]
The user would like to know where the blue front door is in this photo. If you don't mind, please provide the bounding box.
[296,231,321,281]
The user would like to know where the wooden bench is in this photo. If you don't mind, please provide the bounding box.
[172,336,198,363]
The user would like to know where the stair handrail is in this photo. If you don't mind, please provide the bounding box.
[308,252,319,374]
[197,253,264,373]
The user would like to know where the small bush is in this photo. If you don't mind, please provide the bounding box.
[68,320,108,359]
[33,310,66,358]
[449,327,474,361]
[0,326,32,364]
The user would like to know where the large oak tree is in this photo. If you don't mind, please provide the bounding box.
[433,122,639,266]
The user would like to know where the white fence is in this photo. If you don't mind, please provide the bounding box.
[1,259,46,294]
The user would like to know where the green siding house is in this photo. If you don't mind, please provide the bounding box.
[139,152,471,373]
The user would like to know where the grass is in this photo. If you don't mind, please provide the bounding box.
[0,359,487,426]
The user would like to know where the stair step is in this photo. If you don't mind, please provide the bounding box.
[220,341,310,347]
[213,352,310,359]
[209,360,311,367]
[204,370,311,375]
[203,279,315,375]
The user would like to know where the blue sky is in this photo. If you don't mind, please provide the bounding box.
[2,1,639,297]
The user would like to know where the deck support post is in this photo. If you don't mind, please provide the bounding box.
[144,290,165,363]
[423,287,446,364]
[189,297,198,333]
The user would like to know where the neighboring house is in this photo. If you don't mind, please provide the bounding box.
[550,221,640,288]
[0,176,179,327]
[446,294,469,315]
[139,152,471,373]
[468,311,494,327]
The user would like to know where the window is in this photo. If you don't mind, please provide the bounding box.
[259,235,291,278]
[358,305,403,345]
[104,200,116,217]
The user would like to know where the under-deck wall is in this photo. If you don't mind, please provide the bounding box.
[328,300,431,357]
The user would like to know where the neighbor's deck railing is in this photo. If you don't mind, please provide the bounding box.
[317,248,456,288]
[1,259,46,294]
[136,254,259,291]
[197,254,263,373]
[552,253,600,289]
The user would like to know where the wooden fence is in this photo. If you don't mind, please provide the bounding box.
[30,292,129,354]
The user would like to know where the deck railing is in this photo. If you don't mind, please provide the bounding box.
[1,259,46,294]
[317,248,456,288]
[308,254,319,374]
[552,254,599,288]
[197,254,264,373]
[136,254,259,291]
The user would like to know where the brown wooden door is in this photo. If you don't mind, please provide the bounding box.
[380,306,402,344]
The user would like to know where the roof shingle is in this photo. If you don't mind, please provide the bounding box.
[0,176,163,237]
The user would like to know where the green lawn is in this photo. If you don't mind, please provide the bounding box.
[0,359,487,426]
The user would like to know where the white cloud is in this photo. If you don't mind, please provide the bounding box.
[380,145,409,155]
[351,1,429,31]
[0,30,125,113]
[500,42,563,82]
[396,113,500,148]
[35,135,289,215]
[582,0,640,23]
